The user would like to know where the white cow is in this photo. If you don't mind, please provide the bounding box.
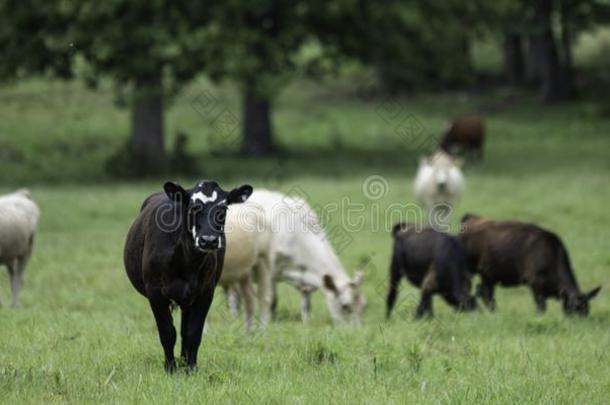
[413,150,464,226]
[241,189,365,323]
[0,189,40,307]
[219,201,272,331]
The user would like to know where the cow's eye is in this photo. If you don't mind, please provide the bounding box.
[212,209,226,229]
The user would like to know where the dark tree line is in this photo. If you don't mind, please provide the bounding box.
[1,0,609,175]
[497,0,610,102]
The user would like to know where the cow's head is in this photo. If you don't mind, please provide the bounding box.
[562,286,601,316]
[420,151,462,194]
[457,283,478,312]
[322,272,366,323]
[164,180,253,252]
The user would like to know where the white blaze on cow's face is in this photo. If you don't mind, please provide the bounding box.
[164,180,253,253]
[190,187,227,252]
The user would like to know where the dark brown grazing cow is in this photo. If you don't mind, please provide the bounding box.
[124,180,252,372]
[459,214,601,316]
[386,223,477,319]
[440,114,485,160]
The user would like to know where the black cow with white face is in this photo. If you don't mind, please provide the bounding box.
[124,180,252,372]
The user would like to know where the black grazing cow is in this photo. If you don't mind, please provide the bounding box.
[124,180,252,371]
[386,223,477,319]
[459,214,601,316]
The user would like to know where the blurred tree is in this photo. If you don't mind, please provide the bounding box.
[69,0,213,175]
[490,0,610,101]
[313,0,490,92]
[0,0,72,82]
[203,1,314,156]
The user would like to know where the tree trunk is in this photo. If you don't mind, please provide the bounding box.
[503,33,524,85]
[131,74,165,169]
[560,0,575,97]
[533,0,569,102]
[242,90,273,156]
[525,35,543,84]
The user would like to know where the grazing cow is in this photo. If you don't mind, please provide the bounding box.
[230,189,365,323]
[218,202,272,331]
[124,180,252,371]
[441,114,485,160]
[459,214,601,316]
[0,189,40,308]
[413,150,464,225]
[386,223,477,319]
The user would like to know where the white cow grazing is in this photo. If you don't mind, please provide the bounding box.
[246,189,365,323]
[0,189,40,307]
[219,202,272,331]
[413,150,464,225]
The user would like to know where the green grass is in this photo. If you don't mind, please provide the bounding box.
[0,79,610,404]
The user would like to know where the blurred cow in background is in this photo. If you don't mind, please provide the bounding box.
[441,114,485,160]
[460,213,601,316]
[0,189,40,308]
[413,150,464,227]
[386,222,477,319]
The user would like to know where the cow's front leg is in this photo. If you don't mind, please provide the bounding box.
[415,290,433,319]
[181,289,215,370]
[531,288,547,313]
[300,290,311,322]
[477,280,496,311]
[148,294,177,372]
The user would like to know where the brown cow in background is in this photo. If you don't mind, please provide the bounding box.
[459,213,601,316]
[441,114,485,160]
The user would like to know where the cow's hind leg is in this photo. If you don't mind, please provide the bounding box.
[181,289,215,370]
[8,257,26,308]
[300,290,312,322]
[270,282,278,319]
[226,285,241,318]
[238,275,255,332]
[416,270,437,319]
[386,250,403,319]
[255,257,273,328]
[149,296,177,372]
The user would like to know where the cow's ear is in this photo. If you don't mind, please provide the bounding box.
[227,185,253,205]
[323,274,339,295]
[164,182,188,204]
[461,213,479,223]
[584,286,601,301]
[351,271,364,287]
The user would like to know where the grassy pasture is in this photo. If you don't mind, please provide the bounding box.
[0,80,609,403]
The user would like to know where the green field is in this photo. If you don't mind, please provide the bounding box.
[1,80,609,403]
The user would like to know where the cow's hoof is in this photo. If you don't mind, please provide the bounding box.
[164,360,177,374]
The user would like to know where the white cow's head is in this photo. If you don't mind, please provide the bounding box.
[322,272,366,323]
[419,151,463,195]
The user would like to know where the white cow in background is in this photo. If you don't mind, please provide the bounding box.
[0,189,40,307]
[224,189,365,324]
[414,150,464,226]
[219,202,272,331]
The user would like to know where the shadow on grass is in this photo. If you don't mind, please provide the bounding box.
[2,130,608,188]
